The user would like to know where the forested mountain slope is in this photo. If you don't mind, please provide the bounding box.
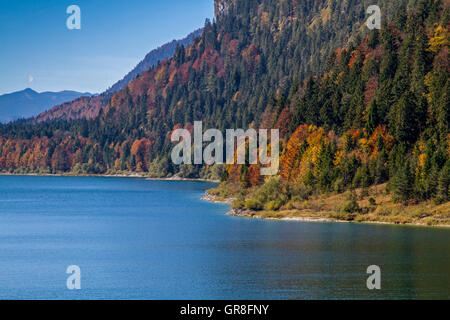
[34,29,203,123]
[104,28,203,95]
[0,0,448,215]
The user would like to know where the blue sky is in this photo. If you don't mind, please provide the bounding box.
[0,0,214,95]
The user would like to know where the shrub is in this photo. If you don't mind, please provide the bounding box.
[333,178,345,193]
[329,211,355,221]
[253,176,288,209]
[264,200,283,211]
[289,181,313,201]
[360,188,370,198]
[232,199,245,209]
[245,198,263,210]
[341,199,361,214]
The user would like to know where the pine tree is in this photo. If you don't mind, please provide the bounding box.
[366,100,379,134]
[393,164,412,203]
[390,92,418,144]
[436,162,450,202]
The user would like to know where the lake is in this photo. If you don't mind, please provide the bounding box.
[0,176,448,299]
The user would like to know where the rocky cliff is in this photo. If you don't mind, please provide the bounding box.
[214,0,234,18]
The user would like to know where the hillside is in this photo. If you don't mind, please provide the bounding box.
[34,93,112,123]
[34,29,203,123]
[104,28,203,95]
[0,88,91,123]
[0,0,448,224]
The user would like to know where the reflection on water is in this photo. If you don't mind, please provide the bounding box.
[0,176,448,299]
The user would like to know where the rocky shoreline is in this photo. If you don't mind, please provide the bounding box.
[227,207,338,222]
[200,194,235,204]
[201,193,450,228]
[0,172,219,183]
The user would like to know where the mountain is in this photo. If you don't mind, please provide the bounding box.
[34,93,111,123]
[0,0,448,213]
[105,28,203,94]
[0,88,92,123]
[34,29,203,123]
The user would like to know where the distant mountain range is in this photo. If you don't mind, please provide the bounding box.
[0,88,92,123]
[0,29,203,124]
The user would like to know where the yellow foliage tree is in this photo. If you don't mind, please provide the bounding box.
[428,25,450,53]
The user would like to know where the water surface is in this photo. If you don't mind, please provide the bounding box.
[0,176,448,299]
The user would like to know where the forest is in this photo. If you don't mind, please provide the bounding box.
[0,0,448,222]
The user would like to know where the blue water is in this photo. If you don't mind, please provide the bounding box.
[0,176,448,300]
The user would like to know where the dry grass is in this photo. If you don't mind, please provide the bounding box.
[214,182,450,227]
[278,184,450,226]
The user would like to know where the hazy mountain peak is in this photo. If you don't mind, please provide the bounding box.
[0,89,92,123]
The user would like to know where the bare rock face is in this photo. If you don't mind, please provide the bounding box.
[214,0,234,18]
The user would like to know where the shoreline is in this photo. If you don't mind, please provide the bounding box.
[0,172,219,183]
[201,193,450,229]
[200,193,235,204]
[2,172,447,228]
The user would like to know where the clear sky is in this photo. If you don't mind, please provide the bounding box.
[0,0,214,95]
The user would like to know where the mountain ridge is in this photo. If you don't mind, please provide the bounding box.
[34,28,204,123]
[104,28,203,95]
[0,88,92,123]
